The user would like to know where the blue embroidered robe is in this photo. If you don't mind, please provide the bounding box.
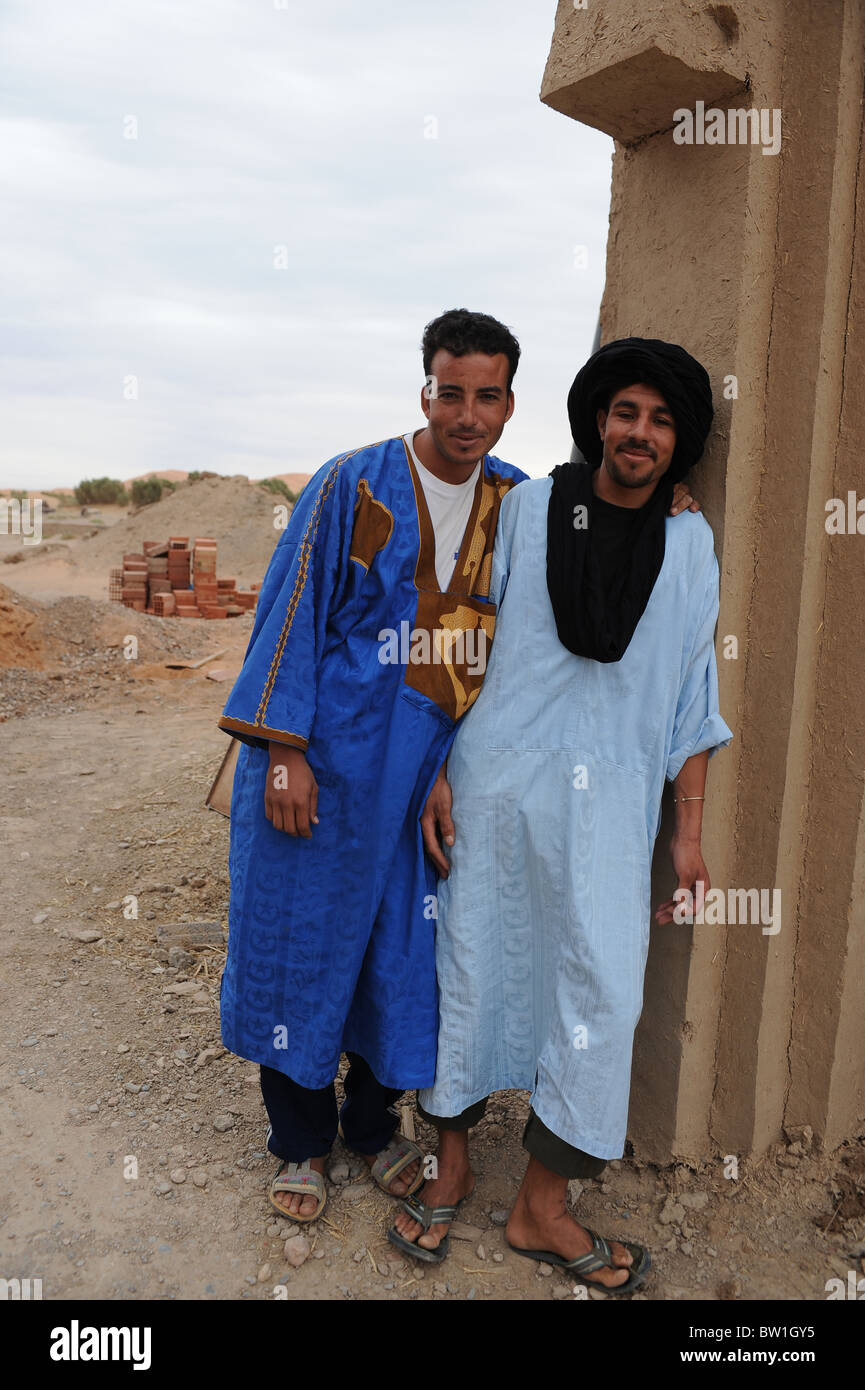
[218,435,526,1089]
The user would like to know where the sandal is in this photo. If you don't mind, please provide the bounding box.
[269,1159,327,1223]
[367,1137,425,1198]
[507,1226,651,1294]
[337,1120,424,1198]
[385,1191,467,1265]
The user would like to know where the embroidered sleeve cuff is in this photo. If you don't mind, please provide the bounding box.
[218,716,309,752]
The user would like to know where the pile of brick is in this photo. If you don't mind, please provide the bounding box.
[114,535,260,619]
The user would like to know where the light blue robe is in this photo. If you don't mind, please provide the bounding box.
[419,477,733,1158]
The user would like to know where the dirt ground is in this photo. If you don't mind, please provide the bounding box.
[1,519,864,1303]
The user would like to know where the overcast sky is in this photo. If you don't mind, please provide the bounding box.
[1,0,613,489]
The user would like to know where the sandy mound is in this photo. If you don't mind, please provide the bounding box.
[0,582,213,671]
[0,586,44,668]
[72,476,287,586]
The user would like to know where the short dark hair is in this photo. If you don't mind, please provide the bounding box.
[422,308,520,391]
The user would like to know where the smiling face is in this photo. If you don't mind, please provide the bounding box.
[421,349,515,471]
[596,381,677,496]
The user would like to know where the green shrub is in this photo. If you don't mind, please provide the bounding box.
[74,477,128,505]
[130,477,163,507]
[258,477,297,503]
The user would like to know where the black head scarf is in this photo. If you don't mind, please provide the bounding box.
[546,337,713,662]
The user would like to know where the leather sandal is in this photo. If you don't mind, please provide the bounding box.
[269,1159,327,1223]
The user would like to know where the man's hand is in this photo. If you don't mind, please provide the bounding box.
[265,742,319,837]
[670,482,701,516]
[655,836,710,924]
[421,764,455,878]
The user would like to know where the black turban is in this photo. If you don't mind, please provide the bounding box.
[547,337,714,663]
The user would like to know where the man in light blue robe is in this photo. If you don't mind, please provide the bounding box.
[391,338,732,1292]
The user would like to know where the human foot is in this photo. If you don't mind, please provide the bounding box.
[270,1154,328,1219]
[505,1201,636,1289]
[390,1163,475,1252]
[359,1138,422,1197]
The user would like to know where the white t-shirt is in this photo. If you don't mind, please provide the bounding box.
[404,431,481,591]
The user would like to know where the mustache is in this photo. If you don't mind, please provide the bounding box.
[617,440,656,460]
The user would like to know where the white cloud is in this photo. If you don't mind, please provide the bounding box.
[1,0,613,487]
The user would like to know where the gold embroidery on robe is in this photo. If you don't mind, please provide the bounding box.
[349,478,394,571]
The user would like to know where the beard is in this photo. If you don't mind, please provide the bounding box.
[605,446,662,489]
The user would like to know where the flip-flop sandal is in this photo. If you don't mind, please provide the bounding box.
[269,1159,327,1223]
[507,1226,651,1294]
[386,1191,467,1265]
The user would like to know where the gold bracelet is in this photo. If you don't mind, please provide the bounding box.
[673,795,705,803]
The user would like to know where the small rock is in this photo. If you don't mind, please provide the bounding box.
[588,1286,607,1300]
[163,981,202,996]
[124,1082,142,1094]
[342,1181,373,1203]
[485,1123,504,1138]
[213,1114,235,1133]
[191,1169,208,1188]
[32,910,51,924]
[267,1223,281,1237]
[194,1047,225,1069]
[718,1277,741,1300]
[680,1240,694,1256]
[283,1234,311,1268]
[117,1044,130,1054]
[329,1162,350,1183]
[476,1244,486,1260]
[68,929,102,943]
[492,1252,504,1263]
[537,1262,553,1276]
[777,1151,799,1168]
[352,1247,367,1263]
[20,1037,39,1048]
[552,1284,571,1300]
[449,1221,486,1242]
[168,947,194,970]
[678,1193,709,1211]
[785,1124,814,1153]
[433,1281,448,1295]
[170,1169,186,1184]
[257,1263,272,1283]
[155,1182,172,1195]
[489,1209,509,1226]
[659,1194,686,1226]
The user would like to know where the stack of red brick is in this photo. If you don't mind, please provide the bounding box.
[114,535,260,619]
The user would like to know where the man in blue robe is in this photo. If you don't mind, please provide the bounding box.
[218,309,528,1218]
[390,339,732,1293]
